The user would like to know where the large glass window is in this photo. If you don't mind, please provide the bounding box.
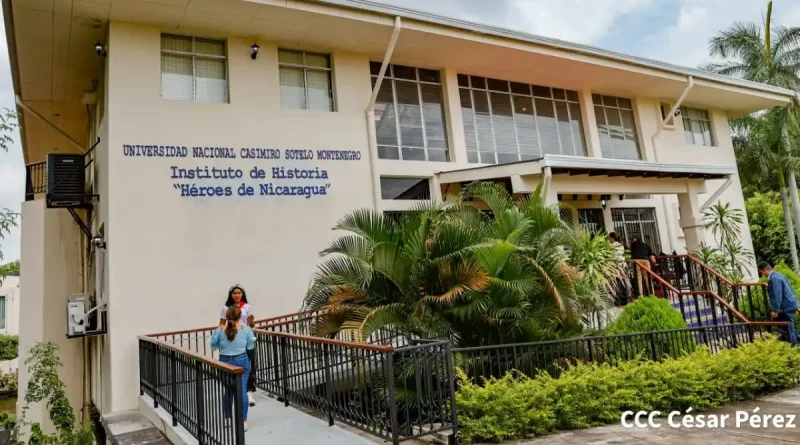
[161,35,227,103]
[279,49,334,111]
[459,75,585,164]
[593,95,640,160]
[371,62,449,162]
[681,107,715,146]
[380,177,431,200]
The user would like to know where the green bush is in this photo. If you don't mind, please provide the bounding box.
[0,335,18,362]
[608,297,688,334]
[456,338,800,444]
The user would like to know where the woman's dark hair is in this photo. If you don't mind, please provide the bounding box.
[224,305,242,341]
[225,285,248,306]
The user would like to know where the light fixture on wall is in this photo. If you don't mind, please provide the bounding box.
[251,43,260,60]
[600,195,610,210]
[94,42,107,57]
[91,235,106,249]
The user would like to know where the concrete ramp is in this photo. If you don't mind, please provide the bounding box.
[139,391,378,445]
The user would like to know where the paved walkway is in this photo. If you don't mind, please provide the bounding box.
[508,387,800,445]
[246,391,378,445]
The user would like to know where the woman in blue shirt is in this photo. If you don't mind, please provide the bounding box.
[211,305,256,430]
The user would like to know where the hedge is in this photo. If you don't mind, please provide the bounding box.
[456,338,800,444]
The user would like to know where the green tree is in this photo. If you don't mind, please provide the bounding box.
[0,108,19,267]
[0,260,19,277]
[304,182,625,346]
[700,201,752,280]
[708,0,800,271]
[0,335,18,362]
[746,191,791,264]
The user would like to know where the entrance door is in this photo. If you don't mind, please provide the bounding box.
[578,209,605,236]
[611,208,662,253]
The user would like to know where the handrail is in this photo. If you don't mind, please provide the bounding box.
[633,260,751,325]
[138,335,243,374]
[659,254,766,288]
[251,328,394,352]
[146,309,320,338]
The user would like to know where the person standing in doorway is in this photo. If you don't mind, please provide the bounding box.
[759,262,799,346]
[211,305,255,431]
[220,285,257,406]
[629,236,656,297]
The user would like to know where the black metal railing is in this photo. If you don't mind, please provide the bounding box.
[25,161,46,201]
[455,323,753,381]
[655,255,772,322]
[252,329,458,445]
[138,337,246,445]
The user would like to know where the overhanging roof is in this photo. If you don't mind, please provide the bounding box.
[437,155,737,184]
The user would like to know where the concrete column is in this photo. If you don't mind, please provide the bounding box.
[578,90,602,158]
[441,68,468,164]
[677,188,705,252]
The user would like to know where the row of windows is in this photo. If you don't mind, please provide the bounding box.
[159,34,717,164]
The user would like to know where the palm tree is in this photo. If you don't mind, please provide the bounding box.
[708,0,800,270]
[303,182,622,347]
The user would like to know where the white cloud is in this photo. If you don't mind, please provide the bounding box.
[511,0,653,44]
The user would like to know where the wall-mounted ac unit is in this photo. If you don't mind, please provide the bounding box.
[67,293,107,339]
[46,153,88,208]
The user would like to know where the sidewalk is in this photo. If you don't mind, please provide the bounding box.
[504,386,800,444]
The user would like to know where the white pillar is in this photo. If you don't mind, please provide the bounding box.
[578,90,602,158]
[678,188,705,252]
[441,68,467,164]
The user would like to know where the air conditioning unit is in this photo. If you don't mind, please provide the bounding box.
[46,153,87,208]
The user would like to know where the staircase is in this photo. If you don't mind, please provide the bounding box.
[628,255,784,342]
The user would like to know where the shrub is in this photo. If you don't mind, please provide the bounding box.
[456,338,800,444]
[608,297,688,334]
[0,335,18,362]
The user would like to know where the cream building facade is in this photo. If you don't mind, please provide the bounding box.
[3,0,794,426]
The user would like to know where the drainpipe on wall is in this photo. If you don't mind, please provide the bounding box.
[653,76,693,253]
[365,17,402,211]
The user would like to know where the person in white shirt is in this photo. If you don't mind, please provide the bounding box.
[219,285,257,406]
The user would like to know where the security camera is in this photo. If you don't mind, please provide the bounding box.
[91,236,106,249]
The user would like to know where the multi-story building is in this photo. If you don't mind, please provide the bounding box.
[3,0,793,430]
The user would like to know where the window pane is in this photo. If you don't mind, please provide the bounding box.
[460,89,478,152]
[305,52,330,68]
[379,145,400,160]
[401,126,424,147]
[195,39,225,56]
[471,76,487,89]
[533,86,551,98]
[395,80,422,126]
[279,66,306,109]
[702,121,714,146]
[618,109,640,159]
[370,61,382,76]
[490,92,517,153]
[380,178,430,200]
[161,53,194,101]
[428,149,448,162]
[467,151,479,163]
[307,70,332,111]
[566,90,579,102]
[497,152,519,164]
[161,34,192,52]
[195,58,227,103]
[418,68,440,83]
[535,98,559,155]
[569,102,586,156]
[479,151,496,164]
[375,81,398,146]
[510,82,530,95]
[457,74,470,87]
[487,78,509,92]
[473,90,495,154]
[278,49,303,65]
[420,84,447,148]
[402,147,426,160]
[552,89,566,101]
[393,65,416,80]
[555,101,573,155]
[513,95,539,155]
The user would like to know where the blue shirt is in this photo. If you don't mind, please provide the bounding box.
[767,271,800,314]
[210,326,256,356]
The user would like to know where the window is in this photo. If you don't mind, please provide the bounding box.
[578,209,605,236]
[161,35,227,103]
[611,208,662,254]
[593,95,641,160]
[371,62,449,162]
[0,296,5,330]
[278,49,334,111]
[659,102,675,129]
[380,177,431,200]
[459,75,585,164]
[681,107,715,146]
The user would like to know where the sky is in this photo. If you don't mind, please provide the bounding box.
[1,0,800,262]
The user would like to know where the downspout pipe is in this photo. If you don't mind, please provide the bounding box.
[366,16,402,210]
[652,76,693,253]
